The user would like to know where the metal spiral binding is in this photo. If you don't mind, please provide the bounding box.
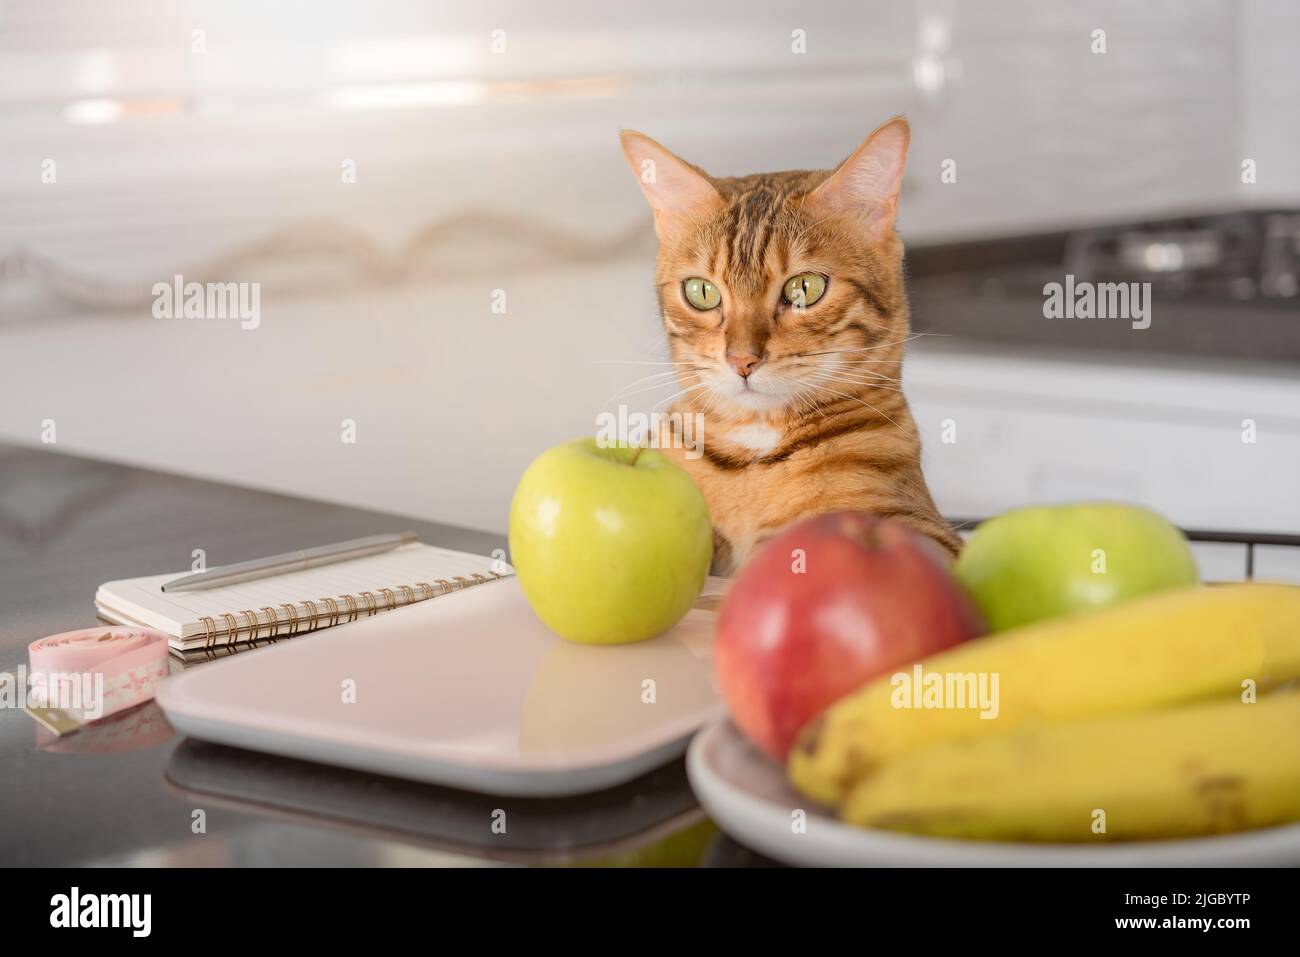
[187,570,505,657]
[281,603,301,638]
[260,607,280,646]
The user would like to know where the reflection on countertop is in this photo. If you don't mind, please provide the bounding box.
[0,443,775,867]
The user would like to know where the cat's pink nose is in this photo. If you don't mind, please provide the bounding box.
[727,353,764,379]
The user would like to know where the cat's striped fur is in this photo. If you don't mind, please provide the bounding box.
[622,117,961,575]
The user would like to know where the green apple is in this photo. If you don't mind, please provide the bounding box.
[509,439,712,645]
[954,502,1199,632]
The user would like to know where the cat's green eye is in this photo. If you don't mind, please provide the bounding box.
[683,277,721,311]
[783,273,828,308]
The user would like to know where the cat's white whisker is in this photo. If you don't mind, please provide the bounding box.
[701,385,727,418]
[650,381,711,412]
[610,370,687,389]
[803,382,905,432]
[780,361,901,388]
[601,370,690,398]
[820,364,898,382]
[820,374,902,388]
[767,372,828,421]
[790,354,900,364]
[829,367,901,380]
[794,333,944,360]
[603,372,702,406]
[592,359,699,366]
[816,374,906,395]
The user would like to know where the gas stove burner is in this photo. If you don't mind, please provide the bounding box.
[905,208,1300,365]
[1114,229,1223,274]
[1065,211,1300,303]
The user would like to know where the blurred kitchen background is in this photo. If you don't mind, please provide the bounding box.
[1,0,1297,581]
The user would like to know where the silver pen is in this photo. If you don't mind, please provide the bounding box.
[160,531,419,593]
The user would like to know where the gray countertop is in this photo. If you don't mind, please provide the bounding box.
[0,443,766,867]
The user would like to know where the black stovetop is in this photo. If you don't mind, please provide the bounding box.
[906,209,1300,365]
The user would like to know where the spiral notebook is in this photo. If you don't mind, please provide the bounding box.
[94,542,509,662]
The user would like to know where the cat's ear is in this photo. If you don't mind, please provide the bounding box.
[620,131,722,239]
[807,116,909,239]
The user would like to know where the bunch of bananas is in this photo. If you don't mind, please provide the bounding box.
[787,583,1300,842]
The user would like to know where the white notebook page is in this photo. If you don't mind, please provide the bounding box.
[95,543,508,644]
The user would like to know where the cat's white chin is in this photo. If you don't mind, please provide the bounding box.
[727,391,784,412]
[714,380,792,414]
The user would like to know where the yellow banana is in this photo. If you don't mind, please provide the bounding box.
[841,689,1300,841]
[789,583,1300,806]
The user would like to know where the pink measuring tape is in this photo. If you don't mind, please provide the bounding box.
[27,627,171,725]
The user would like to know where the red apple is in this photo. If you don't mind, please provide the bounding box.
[715,512,984,760]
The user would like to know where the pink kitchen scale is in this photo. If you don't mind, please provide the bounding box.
[157,576,728,797]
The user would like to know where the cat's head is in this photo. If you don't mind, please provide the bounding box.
[620,117,910,418]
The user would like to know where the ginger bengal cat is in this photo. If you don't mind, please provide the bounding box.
[620,116,961,575]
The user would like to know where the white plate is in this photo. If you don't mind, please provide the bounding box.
[686,719,1300,867]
